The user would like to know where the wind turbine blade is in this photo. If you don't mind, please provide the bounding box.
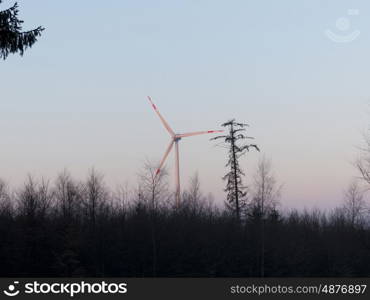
[178,130,223,138]
[147,96,175,137]
[155,140,175,177]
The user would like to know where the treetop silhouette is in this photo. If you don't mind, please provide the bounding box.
[0,0,44,60]
[212,119,259,220]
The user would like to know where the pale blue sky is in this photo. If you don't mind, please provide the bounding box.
[1,0,369,209]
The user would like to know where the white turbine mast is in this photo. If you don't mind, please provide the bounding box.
[147,96,223,207]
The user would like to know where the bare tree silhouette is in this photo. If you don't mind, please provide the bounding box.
[342,180,367,227]
[138,160,169,211]
[182,172,211,214]
[250,156,281,277]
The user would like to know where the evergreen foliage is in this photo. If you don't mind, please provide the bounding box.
[211,119,259,219]
[0,1,44,59]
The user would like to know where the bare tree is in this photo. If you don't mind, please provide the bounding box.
[137,160,169,277]
[82,168,108,228]
[355,132,370,189]
[138,160,169,211]
[79,169,110,276]
[17,176,53,221]
[113,181,131,216]
[342,180,367,227]
[0,179,12,215]
[250,156,281,277]
[182,172,207,214]
[250,156,281,216]
[54,170,81,221]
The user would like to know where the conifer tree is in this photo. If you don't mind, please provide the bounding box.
[0,1,44,59]
[212,119,259,220]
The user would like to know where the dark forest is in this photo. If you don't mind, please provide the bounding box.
[1,166,369,277]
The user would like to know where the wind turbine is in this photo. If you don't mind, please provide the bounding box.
[147,96,223,206]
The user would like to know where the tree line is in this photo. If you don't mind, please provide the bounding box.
[0,161,369,277]
[1,118,370,277]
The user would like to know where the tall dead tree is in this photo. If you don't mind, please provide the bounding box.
[0,1,44,59]
[212,119,259,220]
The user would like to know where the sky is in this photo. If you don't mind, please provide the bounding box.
[1,0,370,210]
